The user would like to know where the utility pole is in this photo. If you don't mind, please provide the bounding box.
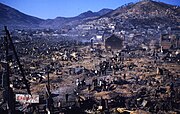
[2,26,15,114]
[2,26,32,113]
[4,26,31,95]
[47,71,50,91]
[45,66,53,114]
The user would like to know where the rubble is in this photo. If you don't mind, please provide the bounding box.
[0,18,180,114]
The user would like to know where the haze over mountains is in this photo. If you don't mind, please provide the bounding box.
[0,0,179,29]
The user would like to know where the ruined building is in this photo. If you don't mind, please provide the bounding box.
[105,35,123,50]
[160,34,179,52]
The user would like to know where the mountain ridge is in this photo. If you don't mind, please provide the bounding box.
[100,0,180,30]
[105,0,180,18]
[40,8,113,29]
[0,1,179,29]
[0,3,113,29]
[0,3,44,29]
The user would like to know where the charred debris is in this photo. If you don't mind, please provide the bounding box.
[0,26,180,114]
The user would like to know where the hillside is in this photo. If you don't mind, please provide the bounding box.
[0,0,179,30]
[0,2,113,29]
[104,0,180,28]
[40,9,113,29]
[0,3,44,29]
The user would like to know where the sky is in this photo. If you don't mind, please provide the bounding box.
[0,0,179,19]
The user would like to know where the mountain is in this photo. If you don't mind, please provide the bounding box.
[0,2,112,29]
[76,8,113,18]
[41,0,179,29]
[103,0,180,28]
[40,9,113,29]
[106,0,179,18]
[97,8,113,16]
[0,3,44,29]
[0,0,179,30]
[75,10,99,19]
